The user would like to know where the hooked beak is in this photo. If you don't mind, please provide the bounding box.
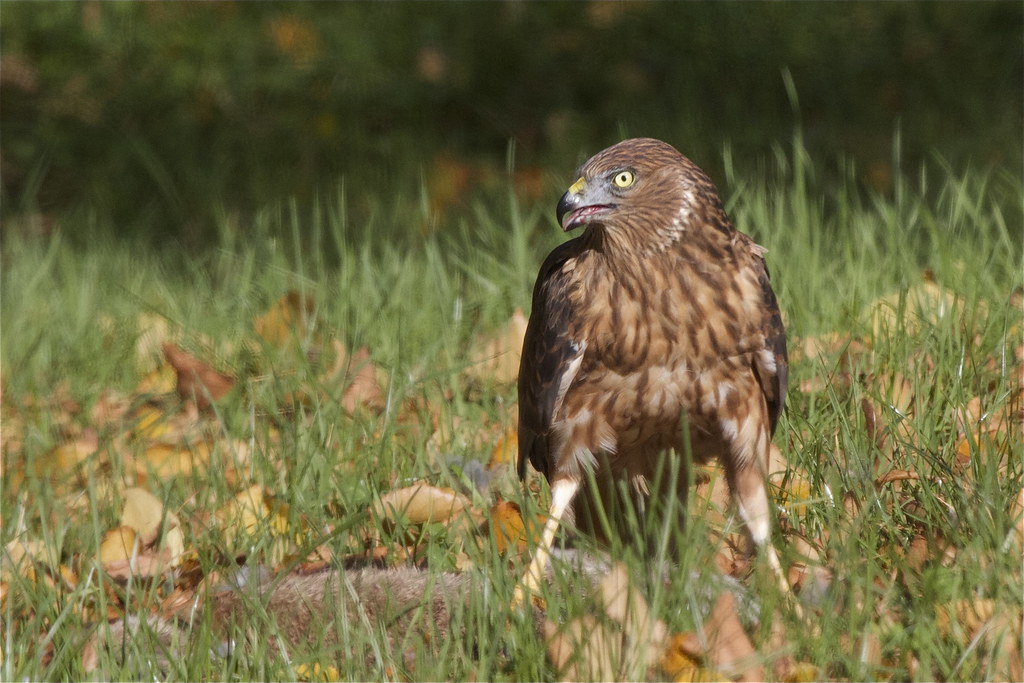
[556,177,613,232]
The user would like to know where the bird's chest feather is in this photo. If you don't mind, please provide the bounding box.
[576,252,743,376]
[557,249,760,455]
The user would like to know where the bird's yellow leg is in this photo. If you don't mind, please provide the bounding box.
[512,478,579,609]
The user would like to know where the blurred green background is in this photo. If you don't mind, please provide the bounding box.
[2,1,1021,245]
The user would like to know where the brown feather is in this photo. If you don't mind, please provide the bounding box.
[518,137,788,547]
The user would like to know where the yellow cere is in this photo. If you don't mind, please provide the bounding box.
[568,177,587,195]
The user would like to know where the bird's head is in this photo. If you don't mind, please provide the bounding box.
[556,138,720,247]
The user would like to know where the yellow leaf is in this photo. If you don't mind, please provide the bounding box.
[134,312,175,373]
[373,482,471,526]
[217,485,289,557]
[36,432,98,480]
[489,500,528,556]
[294,663,340,682]
[488,428,518,468]
[140,440,212,480]
[100,526,138,566]
[467,307,528,384]
[133,404,169,438]
[120,487,165,545]
[1,538,49,580]
[218,485,269,532]
[162,525,185,569]
[254,291,315,347]
[661,633,710,682]
[136,364,177,395]
[866,276,973,339]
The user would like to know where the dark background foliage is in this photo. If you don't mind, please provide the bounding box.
[2,2,1021,245]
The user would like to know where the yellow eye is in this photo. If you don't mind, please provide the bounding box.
[613,170,635,188]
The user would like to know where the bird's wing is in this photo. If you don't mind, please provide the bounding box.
[517,239,588,480]
[735,232,789,434]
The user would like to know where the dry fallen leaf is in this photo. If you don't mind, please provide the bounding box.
[488,426,518,469]
[294,663,341,682]
[34,430,99,482]
[254,290,315,347]
[546,563,670,681]
[545,615,623,682]
[99,526,138,567]
[136,364,177,395]
[101,487,186,579]
[867,277,966,339]
[660,632,722,682]
[487,500,542,556]
[162,342,235,410]
[120,487,166,545]
[217,485,288,548]
[373,482,473,527]
[136,439,215,481]
[467,307,528,384]
[134,312,177,373]
[692,591,764,682]
[2,538,50,581]
[936,599,1023,681]
[340,347,385,414]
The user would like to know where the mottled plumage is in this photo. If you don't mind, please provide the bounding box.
[514,138,791,605]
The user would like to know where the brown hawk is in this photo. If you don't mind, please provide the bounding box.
[514,137,791,605]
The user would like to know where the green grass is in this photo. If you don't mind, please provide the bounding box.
[2,141,1021,680]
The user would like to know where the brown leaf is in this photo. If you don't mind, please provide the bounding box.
[545,615,623,682]
[340,347,385,414]
[160,585,200,622]
[162,342,235,409]
[935,599,1023,681]
[693,591,764,682]
[874,469,920,488]
[102,545,178,580]
[861,398,887,450]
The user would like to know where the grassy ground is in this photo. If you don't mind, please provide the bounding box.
[2,142,1022,680]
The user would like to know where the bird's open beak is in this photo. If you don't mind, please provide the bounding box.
[556,177,612,232]
[556,190,580,232]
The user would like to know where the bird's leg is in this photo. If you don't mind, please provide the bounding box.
[731,463,804,618]
[512,477,580,609]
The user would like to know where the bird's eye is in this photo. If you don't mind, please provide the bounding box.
[613,170,635,188]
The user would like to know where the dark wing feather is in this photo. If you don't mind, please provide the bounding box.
[754,253,788,435]
[732,231,787,435]
[517,238,586,480]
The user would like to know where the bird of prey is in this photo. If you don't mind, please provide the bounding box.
[514,137,790,606]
